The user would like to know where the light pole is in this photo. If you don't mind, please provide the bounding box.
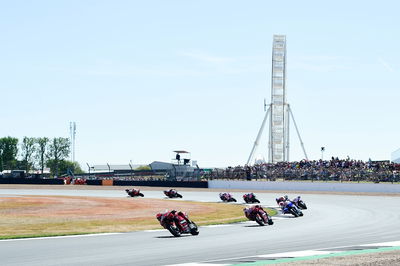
[86,163,91,178]
[321,147,325,161]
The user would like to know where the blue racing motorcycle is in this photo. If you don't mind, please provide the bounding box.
[281,201,304,217]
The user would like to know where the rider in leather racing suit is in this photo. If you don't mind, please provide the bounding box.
[157,210,189,224]
[243,205,263,219]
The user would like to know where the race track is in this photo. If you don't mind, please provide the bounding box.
[1,189,400,265]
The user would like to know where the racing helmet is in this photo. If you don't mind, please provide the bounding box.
[156,213,162,221]
[279,201,285,207]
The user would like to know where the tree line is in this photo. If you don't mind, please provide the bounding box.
[0,136,83,177]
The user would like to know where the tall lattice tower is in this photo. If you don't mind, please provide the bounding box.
[270,35,287,162]
[247,35,308,164]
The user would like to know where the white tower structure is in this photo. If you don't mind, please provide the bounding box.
[270,35,287,162]
[69,122,76,162]
[247,35,308,164]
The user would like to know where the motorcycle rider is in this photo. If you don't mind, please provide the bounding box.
[168,189,177,196]
[243,204,264,219]
[244,192,255,199]
[276,195,289,205]
[219,192,230,200]
[125,188,138,196]
[156,210,189,224]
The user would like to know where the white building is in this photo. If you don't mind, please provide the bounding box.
[392,148,400,163]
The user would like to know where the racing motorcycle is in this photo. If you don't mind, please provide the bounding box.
[243,193,260,203]
[219,192,237,202]
[281,201,304,217]
[156,210,199,237]
[292,196,307,210]
[244,206,273,226]
[164,189,183,198]
[125,189,144,197]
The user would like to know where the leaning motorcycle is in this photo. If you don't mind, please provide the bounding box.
[245,206,273,226]
[219,193,237,202]
[243,193,260,203]
[156,211,199,237]
[125,189,144,197]
[164,190,183,198]
[292,196,307,210]
[282,201,304,217]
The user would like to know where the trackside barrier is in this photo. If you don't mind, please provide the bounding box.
[102,179,114,186]
[113,180,208,188]
[0,178,64,185]
[208,180,400,193]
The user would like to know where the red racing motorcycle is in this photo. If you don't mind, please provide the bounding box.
[243,193,260,203]
[156,210,199,237]
[125,189,144,197]
[163,189,183,198]
[244,205,273,226]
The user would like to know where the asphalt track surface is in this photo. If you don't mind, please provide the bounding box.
[1,189,400,265]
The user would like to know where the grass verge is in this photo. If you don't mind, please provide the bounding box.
[0,195,277,239]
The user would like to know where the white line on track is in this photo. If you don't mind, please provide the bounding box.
[182,240,400,265]
[258,250,339,258]
[0,233,122,242]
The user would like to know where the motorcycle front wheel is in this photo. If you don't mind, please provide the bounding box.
[290,208,299,217]
[255,214,265,226]
[167,225,181,237]
[299,202,307,209]
[189,222,199,235]
[139,193,144,197]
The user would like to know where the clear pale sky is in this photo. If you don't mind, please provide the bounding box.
[1,1,399,168]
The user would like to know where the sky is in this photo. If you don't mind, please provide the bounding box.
[1,1,399,169]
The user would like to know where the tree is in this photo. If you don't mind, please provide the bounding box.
[20,137,36,174]
[36,137,49,175]
[46,137,70,177]
[0,137,19,171]
[135,165,151,170]
[47,160,84,176]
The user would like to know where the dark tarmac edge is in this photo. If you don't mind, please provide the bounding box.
[1,184,399,197]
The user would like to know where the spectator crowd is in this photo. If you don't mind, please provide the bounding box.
[207,157,400,183]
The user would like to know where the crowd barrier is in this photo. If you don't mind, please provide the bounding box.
[113,180,208,188]
[208,180,400,193]
[0,178,64,185]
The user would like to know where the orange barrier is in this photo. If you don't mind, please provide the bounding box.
[102,179,114,186]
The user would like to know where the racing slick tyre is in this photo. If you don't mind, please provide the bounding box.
[177,193,183,198]
[167,225,181,237]
[138,193,144,197]
[229,198,237,202]
[290,208,299,217]
[189,222,199,235]
[267,218,274,225]
[255,214,265,226]
[298,202,307,209]
[254,199,260,203]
